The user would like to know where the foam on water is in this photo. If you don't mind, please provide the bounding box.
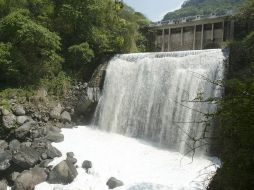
[36,126,220,190]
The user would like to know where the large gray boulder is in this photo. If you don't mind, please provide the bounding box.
[106,177,124,189]
[13,105,26,116]
[47,160,78,185]
[0,180,7,190]
[15,121,35,139]
[66,153,77,165]
[0,140,8,150]
[82,160,92,172]
[2,112,16,129]
[45,132,64,143]
[61,111,71,123]
[50,104,63,120]
[46,143,62,159]
[13,167,47,190]
[12,147,40,169]
[10,172,20,183]
[0,150,11,171]
[16,116,29,125]
[9,139,21,153]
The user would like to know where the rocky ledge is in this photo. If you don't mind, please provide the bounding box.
[0,100,75,189]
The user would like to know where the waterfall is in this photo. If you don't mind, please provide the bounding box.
[94,49,226,155]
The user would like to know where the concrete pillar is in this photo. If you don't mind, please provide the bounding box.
[201,24,204,50]
[211,23,214,41]
[193,25,196,50]
[162,29,165,52]
[167,28,171,51]
[181,27,184,46]
[230,20,234,40]
[222,21,225,42]
[154,30,158,51]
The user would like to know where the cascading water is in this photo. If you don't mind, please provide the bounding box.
[94,49,225,155]
[36,49,226,190]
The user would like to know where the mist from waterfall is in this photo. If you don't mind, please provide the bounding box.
[94,49,226,155]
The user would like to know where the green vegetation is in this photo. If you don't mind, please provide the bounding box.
[163,0,246,21]
[0,0,149,95]
[208,1,254,189]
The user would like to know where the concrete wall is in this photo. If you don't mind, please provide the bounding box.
[151,17,234,52]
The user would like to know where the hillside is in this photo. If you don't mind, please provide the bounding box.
[163,0,246,21]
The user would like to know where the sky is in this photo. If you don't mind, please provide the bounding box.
[124,0,185,21]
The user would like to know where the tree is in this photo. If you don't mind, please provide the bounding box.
[0,10,62,85]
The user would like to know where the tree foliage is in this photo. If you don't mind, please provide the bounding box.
[0,0,149,87]
[0,10,62,85]
[208,1,254,189]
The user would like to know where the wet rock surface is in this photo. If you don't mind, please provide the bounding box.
[0,96,75,188]
[0,151,12,171]
[106,177,124,189]
[13,167,47,190]
[82,160,92,173]
[0,80,99,188]
[47,160,78,185]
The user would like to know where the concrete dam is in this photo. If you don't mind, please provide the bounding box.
[149,16,235,52]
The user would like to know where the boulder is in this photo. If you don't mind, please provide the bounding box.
[48,126,61,134]
[45,132,64,143]
[66,152,74,158]
[66,152,77,164]
[47,160,78,185]
[12,147,40,169]
[2,113,16,129]
[75,98,97,123]
[13,167,47,190]
[9,139,21,153]
[0,180,7,190]
[16,116,29,125]
[20,142,32,149]
[66,157,77,165]
[39,159,52,168]
[0,150,12,171]
[61,111,71,123]
[46,143,62,159]
[82,160,92,172]
[0,140,8,150]
[106,177,124,189]
[10,172,20,183]
[15,121,35,139]
[50,104,63,119]
[13,105,26,116]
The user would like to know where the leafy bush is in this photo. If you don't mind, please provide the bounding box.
[40,71,71,98]
[0,11,63,86]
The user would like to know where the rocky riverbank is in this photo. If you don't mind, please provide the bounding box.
[0,63,116,189]
[0,80,103,189]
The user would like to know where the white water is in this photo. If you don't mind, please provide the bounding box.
[36,126,220,190]
[36,49,226,190]
[94,49,225,154]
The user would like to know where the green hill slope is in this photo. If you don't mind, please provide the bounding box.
[163,0,246,21]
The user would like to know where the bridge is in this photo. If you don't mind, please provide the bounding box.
[149,15,235,52]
